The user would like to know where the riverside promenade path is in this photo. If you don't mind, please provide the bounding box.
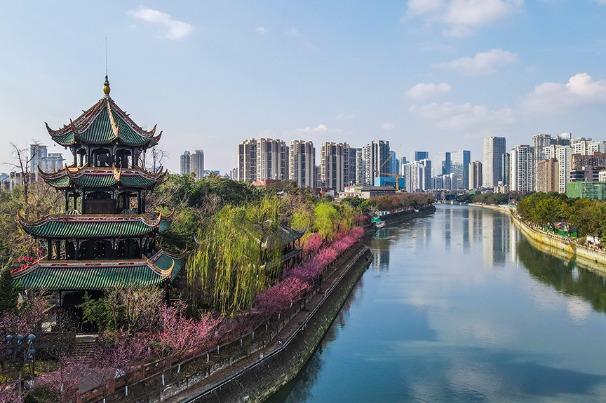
[163,243,372,403]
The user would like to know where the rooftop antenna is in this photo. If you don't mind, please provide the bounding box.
[105,36,108,76]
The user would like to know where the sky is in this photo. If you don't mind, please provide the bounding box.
[3,0,606,175]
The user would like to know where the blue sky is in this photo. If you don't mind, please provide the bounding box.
[3,0,606,174]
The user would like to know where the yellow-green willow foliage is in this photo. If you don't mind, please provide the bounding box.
[337,203,356,231]
[187,198,283,315]
[314,202,339,241]
[291,201,315,240]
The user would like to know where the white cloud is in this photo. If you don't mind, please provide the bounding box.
[567,296,592,322]
[438,49,517,74]
[256,26,269,34]
[407,0,445,16]
[522,73,606,113]
[286,27,314,49]
[406,82,452,99]
[405,0,524,37]
[382,123,396,131]
[288,123,340,137]
[128,6,193,40]
[409,101,514,129]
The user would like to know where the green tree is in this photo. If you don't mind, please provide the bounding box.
[187,199,283,315]
[314,202,339,241]
[0,264,18,314]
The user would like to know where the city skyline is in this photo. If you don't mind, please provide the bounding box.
[3,2,606,174]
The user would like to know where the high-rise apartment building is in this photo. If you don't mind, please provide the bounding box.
[238,139,257,182]
[570,152,606,172]
[363,140,390,185]
[440,151,452,175]
[180,151,191,175]
[238,138,288,182]
[536,158,559,192]
[355,148,364,186]
[289,140,315,188]
[483,137,506,188]
[402,159,431,192]
[510,145,534,192]
[320,142,346,191]
[257,138,288,181]
[190,150,204,179]
[345,146,357,187]
[451,150,470,189]
[180,150,205,178]
[468,161,483,189]
[571,138,606,155]
[544,145,572,193]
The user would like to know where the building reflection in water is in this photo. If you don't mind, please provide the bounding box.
[481,210,510,267]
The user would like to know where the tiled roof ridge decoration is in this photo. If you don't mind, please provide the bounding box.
[11,250,185,290]
[18,211,163,227]
[44,91,162,147]
[17,211,174,238]
[38,166,168,189]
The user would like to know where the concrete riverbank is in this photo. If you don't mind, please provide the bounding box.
[167,243,373,403]
[470,203,606,274]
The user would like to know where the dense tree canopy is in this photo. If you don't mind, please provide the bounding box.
[517,192,606,238]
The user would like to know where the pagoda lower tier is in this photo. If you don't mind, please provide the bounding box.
[11,251,183,290]
[18,212,173,261]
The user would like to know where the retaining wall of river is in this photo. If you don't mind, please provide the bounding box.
[177,244,373,403]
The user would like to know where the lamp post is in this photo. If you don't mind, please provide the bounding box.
[4,333,36,397]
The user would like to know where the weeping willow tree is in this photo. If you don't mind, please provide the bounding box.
[314,201,339,241]
[187,198,284,315]
[336,203,356,232]
[291,201,315,241]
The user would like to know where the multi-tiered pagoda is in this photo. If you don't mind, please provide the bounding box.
[12,77,182,306]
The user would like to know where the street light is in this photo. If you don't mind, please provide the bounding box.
[4,332,36,395]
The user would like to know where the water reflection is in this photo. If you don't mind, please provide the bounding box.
[266,275,366,403]
[517,237,606,315]
[271,206,606,402]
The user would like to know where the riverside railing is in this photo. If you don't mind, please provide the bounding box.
[79,242,363,402]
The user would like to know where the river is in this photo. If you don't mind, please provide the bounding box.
[267,205,606,402]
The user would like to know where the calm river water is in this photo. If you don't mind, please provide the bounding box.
[268,205,606,402]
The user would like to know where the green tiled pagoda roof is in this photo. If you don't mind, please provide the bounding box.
[119,175,158,188]
[11,251,184,290]
[45,87,161,148]
[19,213,166,239]
[152,250,184,279]
[74,174,118,188]
[13,262,166,290]
[39,167,166,190]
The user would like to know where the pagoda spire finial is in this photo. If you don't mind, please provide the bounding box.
[103,75,111,96]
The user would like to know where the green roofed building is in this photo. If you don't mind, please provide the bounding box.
[13,77,183,308]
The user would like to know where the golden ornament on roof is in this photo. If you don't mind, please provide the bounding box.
[103,75,110,95]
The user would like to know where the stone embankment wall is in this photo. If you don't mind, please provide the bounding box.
[511,213,606,272]
[182,244,373,403]
[471,203,606,273]
[382,205,436,225]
